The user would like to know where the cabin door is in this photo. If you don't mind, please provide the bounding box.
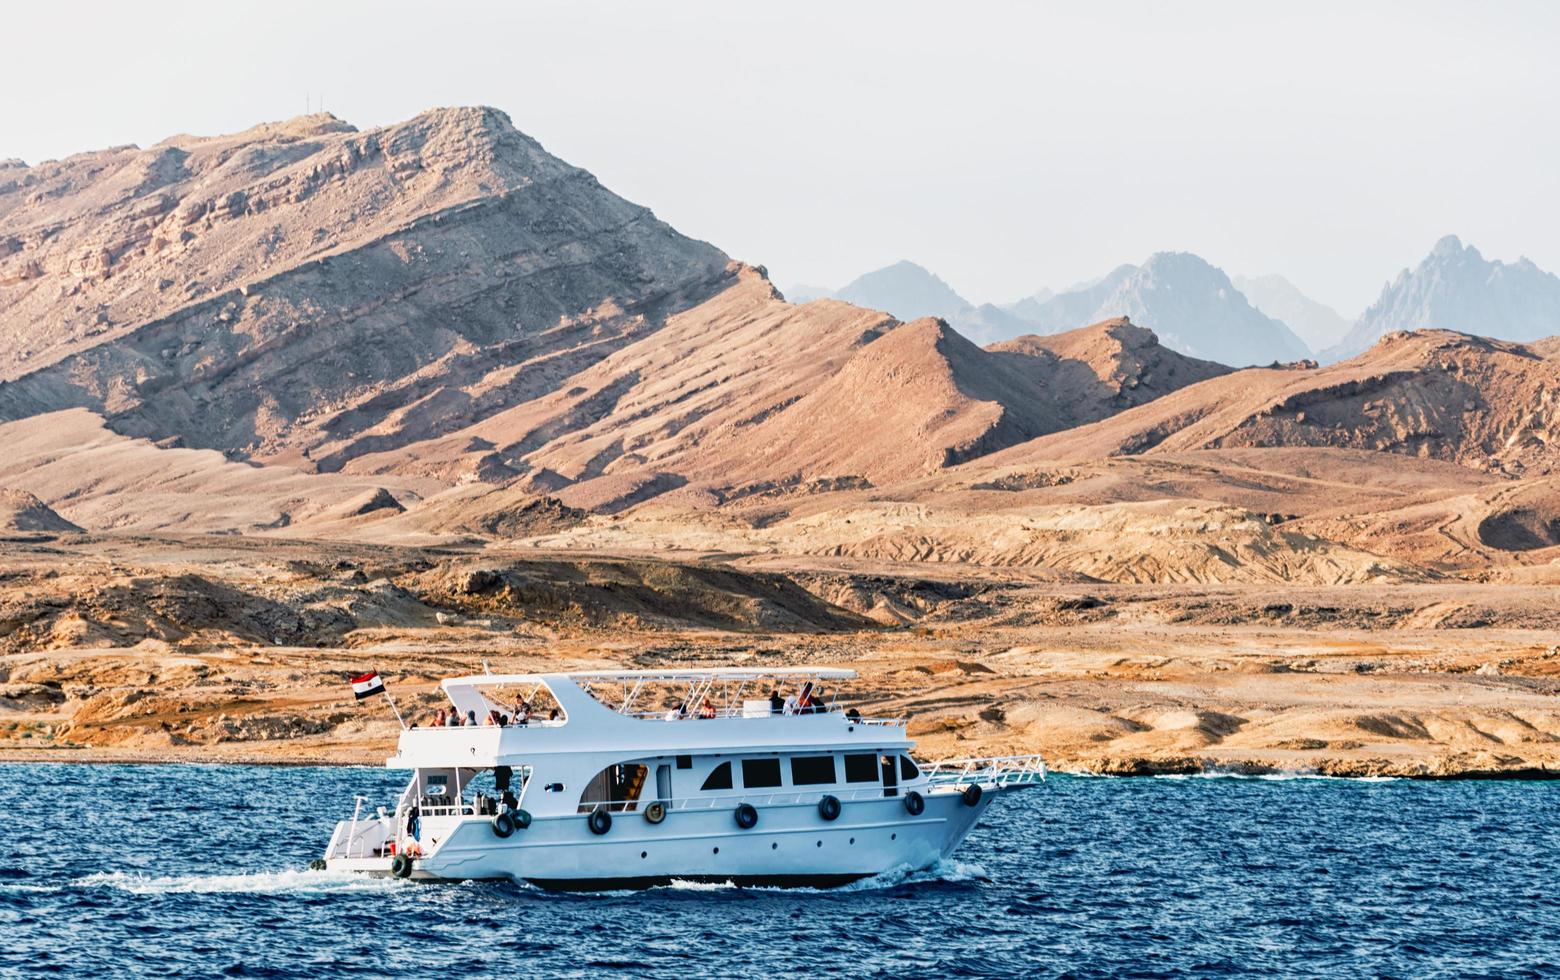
[656,764,672,801]
[880,755,899,797]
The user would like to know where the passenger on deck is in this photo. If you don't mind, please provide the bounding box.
[465,710,479,727]
[666,701,687,721]
[797,681,816,714]
[485,710,500,726]
[699,698,717,719]
[432,708,447,727]
[783,691,799,716]
[769,689,784,715]
[515,701,531,727]
[445,711,461,727]
[548,708,561,723]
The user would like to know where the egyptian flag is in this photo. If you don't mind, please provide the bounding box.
[351,671,387,700]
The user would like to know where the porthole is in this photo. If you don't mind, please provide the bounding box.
[815,840,822,848]
[891,833,897,840]
[849,837,855,845]
[713,846,720,855]
[771,843,778,850]
[640,851,647,859]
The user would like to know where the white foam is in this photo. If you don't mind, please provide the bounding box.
[1152,771,1402,782]
[75,868,403,896]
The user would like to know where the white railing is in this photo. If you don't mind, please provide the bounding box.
[620,707,905,726]
[923,754,1047,789]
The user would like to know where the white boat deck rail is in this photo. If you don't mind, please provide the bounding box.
[449,667,907,727]
[923,754,1047,789]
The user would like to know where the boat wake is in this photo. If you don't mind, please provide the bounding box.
[74,868,403,896]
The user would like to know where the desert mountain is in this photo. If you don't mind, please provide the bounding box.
[0,106,733,469]
[830,260,972,321]
[0,110,1245,528]
[1233,273,1352,353]
[1327,236,1560,360]
[661,314,1234,490]
[977,329,1560,478]
[341,304,1231,508]
[1017,253,1312,366]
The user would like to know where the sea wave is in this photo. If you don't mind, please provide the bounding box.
[74,868,403,896]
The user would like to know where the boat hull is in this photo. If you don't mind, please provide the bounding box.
[329,790,995,889]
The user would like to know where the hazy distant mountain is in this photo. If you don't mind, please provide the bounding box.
[792,260,1028,344]
[955,302,1043,345]
[782,283,836,304]
[832,260,973,321]
[1326,236,1560,361]
[1233,273,1352,353]
[1019,253,1312,366]
[1003,287,1054,322]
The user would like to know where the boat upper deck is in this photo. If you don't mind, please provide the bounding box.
[389,667,905,768]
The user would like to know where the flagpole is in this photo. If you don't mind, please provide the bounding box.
[383,686,408,730]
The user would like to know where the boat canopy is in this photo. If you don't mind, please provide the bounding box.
[442,668,857,689]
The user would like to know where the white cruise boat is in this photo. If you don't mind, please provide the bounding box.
[317,668,1044,890]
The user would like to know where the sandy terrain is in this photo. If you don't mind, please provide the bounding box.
[3,533,1556,778]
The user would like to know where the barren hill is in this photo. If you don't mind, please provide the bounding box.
[0,488,82,536]
[0,106,733,468]
[978,329,1560,477]
[988,316,1231,421]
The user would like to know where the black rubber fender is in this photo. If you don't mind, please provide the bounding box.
[644,801,667,824]
[307,858,327,871]
[588,807,613,835]
[903,790,925,816]
[390,853,413,878]
[818,794,842,821]
[734,802,759,829]
[962,783,984,807]
[491,811,516,838]
[512,808,532,829]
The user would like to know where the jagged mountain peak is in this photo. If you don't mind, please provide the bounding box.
[1327,237,1560,361]
[1430,233,1470,257]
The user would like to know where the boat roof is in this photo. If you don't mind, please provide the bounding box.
[443,667,858,688]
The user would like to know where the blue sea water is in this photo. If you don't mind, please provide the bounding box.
[1,764,1556,978]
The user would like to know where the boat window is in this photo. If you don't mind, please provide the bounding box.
[899,756,920,781]
[701,761,733,791]
[844,753,879,783]
[676,755,692,770]
[741,757,782,789]
[791,755,837,786]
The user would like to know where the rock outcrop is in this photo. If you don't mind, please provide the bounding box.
[0,488,82,536]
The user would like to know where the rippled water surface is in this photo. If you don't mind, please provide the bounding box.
[3,764,1557,977]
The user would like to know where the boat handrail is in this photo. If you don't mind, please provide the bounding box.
[572,778,1002,815]
[922,754,1047,788]
[619,707,906,726]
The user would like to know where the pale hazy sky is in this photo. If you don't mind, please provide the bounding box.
[6,1,1558,315]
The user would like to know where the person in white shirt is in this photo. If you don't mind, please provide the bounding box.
[783,692,799,716]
